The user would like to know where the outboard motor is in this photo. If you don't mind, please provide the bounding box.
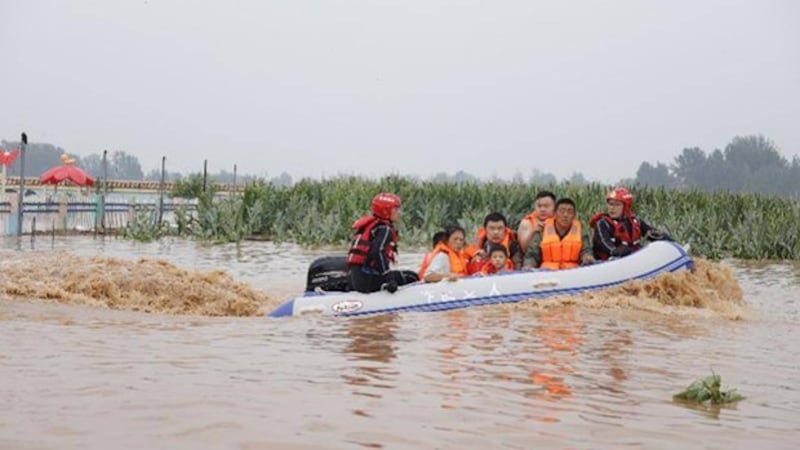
[305,256,352,292]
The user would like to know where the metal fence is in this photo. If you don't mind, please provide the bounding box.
[0,199,197,236]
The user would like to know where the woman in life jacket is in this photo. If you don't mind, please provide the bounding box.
[347,193,418,294]
[464,212,521,273]
[517,190,557,255]
[590,187,672,261]
[417,231,448,277]
[418,226,470,282]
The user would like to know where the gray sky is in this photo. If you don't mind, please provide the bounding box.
[1,0,798,182]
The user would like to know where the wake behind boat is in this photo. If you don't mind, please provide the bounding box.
[268,241,693,318]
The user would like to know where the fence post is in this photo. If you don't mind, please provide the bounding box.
[203,159,208,193]
[99,149,108,232]
[158,156,166,224]
[232,164,237,197]
[16,132,27,236]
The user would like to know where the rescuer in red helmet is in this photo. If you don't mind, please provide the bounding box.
[589,187,671,260]
[346,193,418,293]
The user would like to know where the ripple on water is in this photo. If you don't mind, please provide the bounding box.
[1,237,799,449]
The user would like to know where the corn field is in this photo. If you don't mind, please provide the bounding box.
[182,176,800,260]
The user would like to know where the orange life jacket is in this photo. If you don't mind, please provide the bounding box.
[464,226,517,273]
[523,212,548,229]
[477,257,515,274]
[473,226,516,251]
[418,242,469,280]
[480,263,500,275]
[479,260,514,275]
[540,217,583,270]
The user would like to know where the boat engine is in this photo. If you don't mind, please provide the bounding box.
[305,256,352,292]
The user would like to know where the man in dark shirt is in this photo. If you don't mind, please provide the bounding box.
[591,188,671,260]
[347,193,418,293]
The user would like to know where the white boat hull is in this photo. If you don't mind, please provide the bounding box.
[267,241,693,318]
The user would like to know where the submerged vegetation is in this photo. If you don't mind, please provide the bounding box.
[119,207,173,242]
[674,372,744,404]
[125,176,800,260]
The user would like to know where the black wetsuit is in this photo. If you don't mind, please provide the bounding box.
[592,216,671,259]
[349,223,418,293]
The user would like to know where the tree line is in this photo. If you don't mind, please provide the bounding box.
[0,140,146,180]
[0,140,273,186]
[635,135,800,196]
[3,134,798,196]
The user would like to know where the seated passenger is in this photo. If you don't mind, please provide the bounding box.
[417,231,448,276]
[465,212,522,272]
[479,243,512,275]
[418,226,470,282]
[517,190,557,254]
[347,193,418,293]
[590,187,672,261]
[525,198,595,269]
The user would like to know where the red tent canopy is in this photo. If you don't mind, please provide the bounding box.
[0,149,19,166]
[40,165,95,186]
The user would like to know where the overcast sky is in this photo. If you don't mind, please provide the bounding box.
[1,0,798,182]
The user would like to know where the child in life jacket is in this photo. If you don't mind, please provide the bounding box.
[465,212,522,273]
[479,243,513,275]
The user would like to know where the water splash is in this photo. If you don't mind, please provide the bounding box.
[500,259,746,320]
[1,249,744,319]
[0,251,270,316]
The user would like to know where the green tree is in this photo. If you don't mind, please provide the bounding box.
[1,140,66,177]
[671,147,708,187]
[637,135,799,196]
[170,173,215,198]
[636,162,676,188]
[110,151,144,180]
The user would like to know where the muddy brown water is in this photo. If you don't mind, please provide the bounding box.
[1,236,798,449]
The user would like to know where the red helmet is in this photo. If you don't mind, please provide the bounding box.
[371,192,401,219]
[606,187,634,213]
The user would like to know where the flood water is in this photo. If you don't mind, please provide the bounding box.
[1,236,798,449]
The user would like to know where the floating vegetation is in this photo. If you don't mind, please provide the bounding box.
[673,372,744,404]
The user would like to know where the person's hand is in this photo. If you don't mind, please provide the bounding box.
[581,254,596,265]
[612,246,632,257]
[471,250,486,261]
[646,229,664,240]
[381,280,398,293]
[446,273,460,282]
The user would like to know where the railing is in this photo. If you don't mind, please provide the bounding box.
[0,200,198,236]
[3,176,244,192]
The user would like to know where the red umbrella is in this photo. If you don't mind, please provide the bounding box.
[40,156,95,186]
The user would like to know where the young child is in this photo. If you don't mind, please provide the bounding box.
[479,243,512,275]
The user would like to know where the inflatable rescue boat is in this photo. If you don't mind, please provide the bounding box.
[268,241,692,318]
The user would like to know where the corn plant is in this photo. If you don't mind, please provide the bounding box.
[159,176,800,259]
[119,207,171,242]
